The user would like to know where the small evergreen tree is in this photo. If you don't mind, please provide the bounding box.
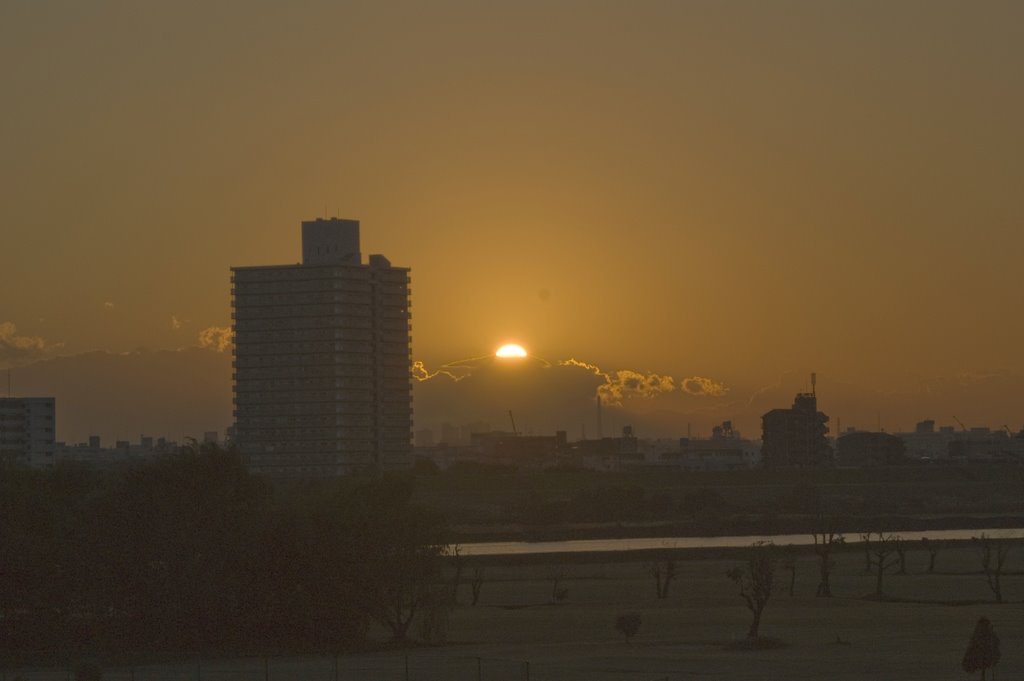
[615,612,642,645]
[962,617,1000,681]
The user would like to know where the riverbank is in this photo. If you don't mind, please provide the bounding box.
[449,512,1024,545]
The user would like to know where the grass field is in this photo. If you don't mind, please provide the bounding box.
[422,543,1023,680]
[5,543,1019,680]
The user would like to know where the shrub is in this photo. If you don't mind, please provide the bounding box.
[615,612,642,644]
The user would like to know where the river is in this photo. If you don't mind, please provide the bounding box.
[458,527,1024,556]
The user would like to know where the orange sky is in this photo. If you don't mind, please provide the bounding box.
[2,1,1023,438]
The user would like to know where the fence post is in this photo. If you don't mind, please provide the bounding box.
[522,660,529,681]
[333,654,339,681]
[404,654,409,681]
[264,656,270,681]
[196,657,202,681]
[476,656,482,681]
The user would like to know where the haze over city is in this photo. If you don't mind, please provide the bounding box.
[6,4,1024,681]
[2,1,1023,441]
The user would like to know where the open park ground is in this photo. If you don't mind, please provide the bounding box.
[5,540,1021,681]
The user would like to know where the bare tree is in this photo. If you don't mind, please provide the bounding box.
[868,532,900,597]
[470,566,485,606]
[973,534,1011,604]
[781,546,797,598]
[550,570,569,603]
[921,537,939,573]
[417,586,454,645]
[859,532,872,573]
[726,542,776,640]
[447,545,464,605]
[650,555,677,600]
[894,536,908,575]
[812,516,844,597]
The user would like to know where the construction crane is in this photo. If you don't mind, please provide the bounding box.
[508,410,518,436]
[952,416,968,433]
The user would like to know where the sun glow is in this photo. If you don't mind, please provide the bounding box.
[495,343,528,358]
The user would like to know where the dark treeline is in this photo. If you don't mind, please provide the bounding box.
[418,462,1024,533]
[0,445,450,660]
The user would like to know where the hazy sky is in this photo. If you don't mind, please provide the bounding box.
[2,1,1023,435]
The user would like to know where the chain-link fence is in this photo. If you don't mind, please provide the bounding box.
[1,654,671,681]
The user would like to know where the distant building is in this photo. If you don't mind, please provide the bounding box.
[231,218,412,476]
[415,427,435,448]
[461,421,491,443]
[898,420,952,460]
[667,421,761,471]
[56,434,185,468]
[836,431,907,467]
[472,430,572,469]
[949,430,1024,462]
[761,390,831,468]
[0,397,56,468]
[571,426,641,471]
[439,423,459,446]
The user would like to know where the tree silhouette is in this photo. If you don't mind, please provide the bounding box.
[811,516,844,597]
[894,536,908,575]
[352,482,451,643]
[962,617,1000,680]
[859,532,872,573]
[921,537,939,573]
[615,612,642,645]
[973,534,1011,603]
[470,567,485,606]
[781,546,797,598]
[726,542,776,640]
[550,569,569,602]
[867,532,900,597]
[650,555,677,599]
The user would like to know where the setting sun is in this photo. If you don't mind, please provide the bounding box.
[495,343,528,358]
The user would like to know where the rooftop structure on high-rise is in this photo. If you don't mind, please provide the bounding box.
[231,218,412,476]
[761,375,831,468]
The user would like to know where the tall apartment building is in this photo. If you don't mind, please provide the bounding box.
[231,218,412,476]
[0,397,56,468]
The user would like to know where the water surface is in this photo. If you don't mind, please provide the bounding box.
[459,527,1024,556]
